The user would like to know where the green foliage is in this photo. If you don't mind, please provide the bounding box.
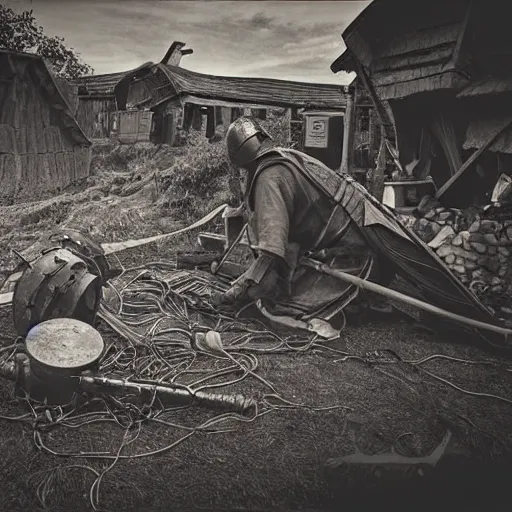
[0,5,93,79]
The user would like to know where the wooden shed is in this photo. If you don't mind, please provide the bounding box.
[331,0,512,206]
[0,50,92,205]
[72,42,347,169]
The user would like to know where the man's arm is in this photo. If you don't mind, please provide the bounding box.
[212,165,297,306]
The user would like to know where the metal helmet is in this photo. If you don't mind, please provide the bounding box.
[226,117,273,167]
[14,228,116,286]
[12,248,102,337]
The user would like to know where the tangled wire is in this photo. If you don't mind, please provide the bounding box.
[0,258,351,510]
[0,256,511,511]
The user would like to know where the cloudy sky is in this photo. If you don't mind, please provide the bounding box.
[6,0,369,84]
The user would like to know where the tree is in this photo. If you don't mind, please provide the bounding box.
[0,5,93,79]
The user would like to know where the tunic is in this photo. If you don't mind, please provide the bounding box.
[241,156,381,320]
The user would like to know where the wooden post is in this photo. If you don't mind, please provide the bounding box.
[370,131,386,201]
[302,258,512,341]
[340,86,354,175]
[436,116,512,201]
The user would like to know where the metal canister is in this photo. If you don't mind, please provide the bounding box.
[15,228,113,285]
[24,318,105,405]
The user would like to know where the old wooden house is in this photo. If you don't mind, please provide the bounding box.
[0,50,92,205]
[331,0,512,207]
[71,42,348,170]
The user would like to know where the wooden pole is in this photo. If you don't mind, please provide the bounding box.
[301,258,512,341]
[371,134,386,202]
[340,86,354,174]
[436,116,512,201]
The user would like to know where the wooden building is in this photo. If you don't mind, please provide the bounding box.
[0,50,92,205]
[71,42,347,169]
[331,0,512,207]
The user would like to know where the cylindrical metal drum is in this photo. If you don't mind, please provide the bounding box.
[24,318,105,404]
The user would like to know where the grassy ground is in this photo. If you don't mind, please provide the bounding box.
[0,239,511,511]
[0,136,511,511]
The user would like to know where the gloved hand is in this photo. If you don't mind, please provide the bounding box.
[210,253,284,307]
[210,280,250,307]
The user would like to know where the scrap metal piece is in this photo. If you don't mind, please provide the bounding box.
[78,376,257,416]
[326,430,452,470]
[12,248,102,337]
[16,228,115,286]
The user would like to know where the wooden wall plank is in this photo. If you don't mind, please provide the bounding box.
[15,126,27,155]
[0,124,15,153]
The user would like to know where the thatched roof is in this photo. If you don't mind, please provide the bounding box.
[331,0,472,100]
[0,50,90,145]
[71,62,153,97]
[74,62,346,110]
[71,71,126,96]
[156,64,345,109]
[457,77,512,98]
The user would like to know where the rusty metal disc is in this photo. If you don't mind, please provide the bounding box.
[25,318,104,372]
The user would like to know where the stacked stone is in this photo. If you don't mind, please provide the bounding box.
[411,206,463,243]
[432,220,511,285]
[408,203,512,323]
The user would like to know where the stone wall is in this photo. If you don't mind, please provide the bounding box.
[409,205,512,323]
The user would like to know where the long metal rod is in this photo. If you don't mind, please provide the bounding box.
[302,258,512,341]
[211,223,248,275]
[0,361,256,416]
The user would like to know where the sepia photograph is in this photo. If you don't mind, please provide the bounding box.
[0,0,511,510]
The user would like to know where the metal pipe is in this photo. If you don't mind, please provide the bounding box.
[0,360,257,416]
[211,223,248,275]
[302,257,512,342]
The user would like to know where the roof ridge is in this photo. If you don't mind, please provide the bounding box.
[163,63,343,89]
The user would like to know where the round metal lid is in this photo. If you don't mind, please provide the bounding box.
[25,318,104,370]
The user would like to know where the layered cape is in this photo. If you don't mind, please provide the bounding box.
[247,148,503,347]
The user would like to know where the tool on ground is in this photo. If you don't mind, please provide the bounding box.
[302,258,512,346]
[326,429,452,470]
[4,317,256,415]
[211,223,248,275]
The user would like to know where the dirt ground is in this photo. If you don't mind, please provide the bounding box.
[0,240,511,511]
[0,146,511,511]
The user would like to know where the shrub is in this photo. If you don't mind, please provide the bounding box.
[90,142,161,174]
[158,115,293,221]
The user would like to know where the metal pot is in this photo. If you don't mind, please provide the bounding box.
[23,318,105,405]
